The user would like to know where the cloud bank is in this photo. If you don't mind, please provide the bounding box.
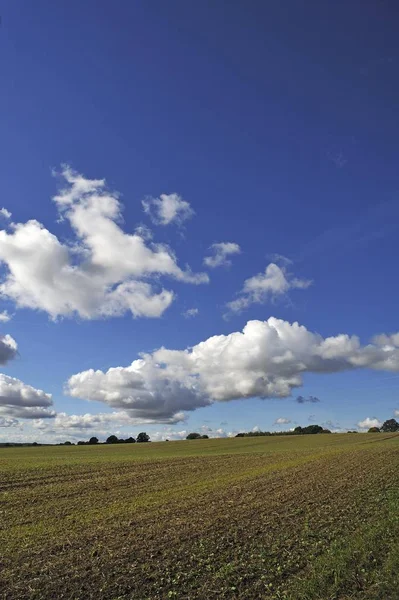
[67,317,399,424]
[0,167,207,320]
[33,410,146,431]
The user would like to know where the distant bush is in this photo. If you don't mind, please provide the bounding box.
[368,427,380,433]
[186,433,209,439]
[136,432,150,443]
[88,437,99,445]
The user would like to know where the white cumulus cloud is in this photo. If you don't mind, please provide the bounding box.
[67,317,399,424]
[142,193,194,226]
[357,417,383,430]
[0,311,11,323]
[226,262,312,314]
[0,166,208,320]
[204,242,241,268]
[274,417,291,425]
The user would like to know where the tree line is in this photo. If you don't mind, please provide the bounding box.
[61,420,399,445]
[2,419,398,448]
[69,432,151,445]
[234,419,399,437]
[235,424,332,437]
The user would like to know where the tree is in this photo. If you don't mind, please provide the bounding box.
[302,425,324,434]
[106,435,119,444]
[368,427,380,433]
[381,419,399,433]
[136,432,150,443]
[125,437,136,443]
[88,437,99,445]
[64,441,72,445]
[77,441,86,445]
[201,434,209,439]
[186,432,202,440]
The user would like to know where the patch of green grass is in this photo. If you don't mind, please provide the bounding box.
[287,488,399,599]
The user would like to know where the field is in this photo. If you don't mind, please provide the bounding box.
[1,434,399,600]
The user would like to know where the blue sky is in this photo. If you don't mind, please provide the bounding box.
[1,1,399,441]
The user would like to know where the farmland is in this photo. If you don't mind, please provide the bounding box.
[1,434,399,600]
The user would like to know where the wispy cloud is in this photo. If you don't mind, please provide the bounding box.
[225,262,311,315]
[274,417,291,425]
[204,242,241,268]
[182,308,199,319]
[142,193,194,226]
